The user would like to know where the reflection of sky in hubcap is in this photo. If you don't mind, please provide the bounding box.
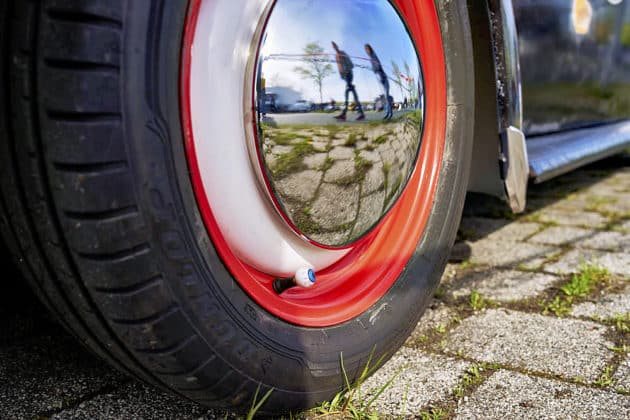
[254,0,425,247]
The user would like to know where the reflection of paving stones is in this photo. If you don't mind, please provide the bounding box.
[445,309,613,381]
[275,170,321,202]
[571,286,630,318]
[352,190,385,237]
[311,183,359,229]
[362,164,385,195]
[454,370,630,419]
[308,229,352,246]
[546,248,630,276]
[260,117,422,246]
[450,269,559,302]
[303,152,327,169]
[362,349,469,417]
[329,146,354,160]
[323,159,355,183]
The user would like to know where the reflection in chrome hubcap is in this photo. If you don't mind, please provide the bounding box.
[253,0,425,247]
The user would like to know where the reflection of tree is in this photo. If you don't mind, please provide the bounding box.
[403,62,416,103]
[294,42,334,104]
[390,60,417,103]
[390,60,405,101]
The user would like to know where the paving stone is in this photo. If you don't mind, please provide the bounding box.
[571,286,630,319]
[454,370,630,420]
[458,218,540,242]
[581,231,630,252]
[450,269,559,302]
[439,263,460,285]
[275,170,321,202]
[614,356,630,391]
[545,249,630,276]
[405,303,457,346]
[362,348,469,416]
[51,381,230,420]
[445,309,613,381]
[323,159,355,183]
[536,210,608,228]
[529,226,595,246]
[303,152,328,170]
[528,195,590,213]
[311,183,359,229]
[0,330,124,419]
[462,238,559,269]
[328,146,354,160]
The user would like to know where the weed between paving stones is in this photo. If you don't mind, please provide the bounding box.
[539,263,615,317]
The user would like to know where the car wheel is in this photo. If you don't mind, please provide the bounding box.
[0,0,473,412]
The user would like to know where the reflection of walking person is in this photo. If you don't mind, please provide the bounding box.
[331,41,364,121]
[365,43,393,120]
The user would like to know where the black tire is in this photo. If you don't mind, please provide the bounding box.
[0,0,474,412]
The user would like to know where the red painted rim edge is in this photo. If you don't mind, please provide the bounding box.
[181,0,447,327]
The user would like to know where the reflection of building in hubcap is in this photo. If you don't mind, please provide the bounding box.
[253,0,425,247]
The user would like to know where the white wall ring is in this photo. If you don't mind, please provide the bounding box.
[187,0,349,277]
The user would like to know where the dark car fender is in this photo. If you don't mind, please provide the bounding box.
[466,0,529,212]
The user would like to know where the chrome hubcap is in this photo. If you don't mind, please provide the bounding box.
[252,0,425,247]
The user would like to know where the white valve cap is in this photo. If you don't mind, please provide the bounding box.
[294,266,316,288]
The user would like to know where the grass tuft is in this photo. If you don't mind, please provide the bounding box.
[541,263,611,317]
[419,408,448,420]
[246,384,274,420]
[594,365,616,388]
[452,365,483,398]
[309,351,396,420]
[469,290,491,311]
[344,133,358,147]
[561,264,611,298]
[272,141,315,177]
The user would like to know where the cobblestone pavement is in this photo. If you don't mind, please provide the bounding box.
[1,153,630,419]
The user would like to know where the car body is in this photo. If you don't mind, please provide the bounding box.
[287,100,313,112]
[468,0,630,212]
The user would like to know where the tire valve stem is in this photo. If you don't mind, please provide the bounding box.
[273,266,316,294]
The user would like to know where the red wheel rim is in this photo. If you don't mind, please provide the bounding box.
[181,0,447,327]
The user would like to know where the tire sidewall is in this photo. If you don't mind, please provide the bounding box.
[122,0,473,410]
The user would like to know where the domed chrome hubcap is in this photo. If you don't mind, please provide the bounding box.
[251,0,425,247]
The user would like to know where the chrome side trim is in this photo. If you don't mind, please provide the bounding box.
[528,120,630,183]
[488,0,523,131]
